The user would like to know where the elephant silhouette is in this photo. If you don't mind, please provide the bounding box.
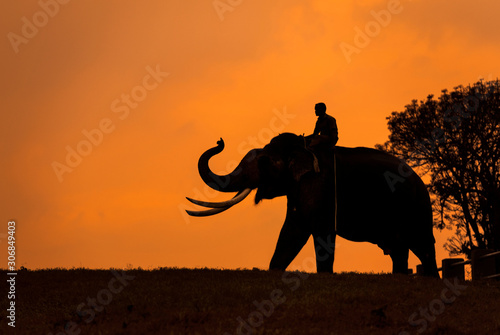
[187,133,439,277]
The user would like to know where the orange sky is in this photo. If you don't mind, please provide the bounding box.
[1,0,499,273]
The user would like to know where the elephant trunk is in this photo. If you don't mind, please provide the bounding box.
[198,138,261,193]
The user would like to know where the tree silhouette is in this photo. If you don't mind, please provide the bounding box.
[377,80,500,257]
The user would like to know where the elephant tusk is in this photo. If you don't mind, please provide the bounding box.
[185,188,252,217]
[185,206,231,217]
[186,188,252,208]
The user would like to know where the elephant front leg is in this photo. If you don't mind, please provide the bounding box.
[269,209,311,271]
[313,232,336,273]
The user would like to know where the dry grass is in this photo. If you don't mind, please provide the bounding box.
[1,268,499,334]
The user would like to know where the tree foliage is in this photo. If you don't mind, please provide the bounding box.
[377,80,500,257]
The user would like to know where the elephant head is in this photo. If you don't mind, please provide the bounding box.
[186,133,318,216]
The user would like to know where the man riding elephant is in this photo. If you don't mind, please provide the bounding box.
[311,102,339,148]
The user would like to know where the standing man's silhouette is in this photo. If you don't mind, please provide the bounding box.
[312,102,338,147]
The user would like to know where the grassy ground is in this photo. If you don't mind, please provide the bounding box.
[0,268,499,334]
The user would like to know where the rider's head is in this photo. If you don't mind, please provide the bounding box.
[315,102,326,117]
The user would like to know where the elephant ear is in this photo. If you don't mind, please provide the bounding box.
[288,149,320,182]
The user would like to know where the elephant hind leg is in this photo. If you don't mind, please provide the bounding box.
[389,246,409,274]
[410,243,440,277]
